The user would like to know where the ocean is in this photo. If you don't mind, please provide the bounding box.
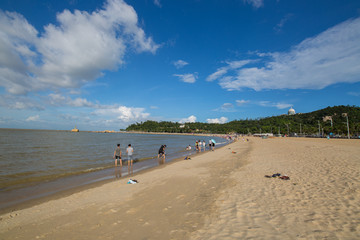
[0,129,228,210]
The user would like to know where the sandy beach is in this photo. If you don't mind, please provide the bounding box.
[1,137,359,239]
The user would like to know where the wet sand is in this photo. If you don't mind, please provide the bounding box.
[0,137,359,239]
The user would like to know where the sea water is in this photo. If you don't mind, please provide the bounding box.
[0,129,227,210]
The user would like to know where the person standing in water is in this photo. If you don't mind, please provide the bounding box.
[126,144,134,175]
[113,144,122,166]
[158,145,166,164]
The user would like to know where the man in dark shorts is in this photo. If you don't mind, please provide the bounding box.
[113,144,122,166]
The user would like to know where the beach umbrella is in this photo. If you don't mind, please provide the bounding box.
[211,139,216,144]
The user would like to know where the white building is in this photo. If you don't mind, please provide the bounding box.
[288,107,296,115]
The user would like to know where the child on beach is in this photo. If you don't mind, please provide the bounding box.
[113,144,122,166]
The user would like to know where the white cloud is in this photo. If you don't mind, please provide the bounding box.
[49,93,97,108]
[0,95,45,110]
[206,68,228,82]
[179,115,197,123]
[213,103,236,112]
[206,60,254,82]
[173,60,189,69]
[26,115,40,122]
[274,14,293,32]
[258,101,292,109]
[154,0,161,7]
[275,103,292,109]
[173,73,197,83]
[348,91,360,96]
[0,0,159,95]
[236,99,250,106]
[207,117,228,124]
[244,0,264,8]
[48,93,151,124]
[221,103,234,109]
[94,106,150,123]
[215,17,360,91]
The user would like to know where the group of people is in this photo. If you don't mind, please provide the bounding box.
[194,140,206,152]
[192,139,215,152]
[114,143,167,167]
[113,144,134,167]
[114,139,216,170]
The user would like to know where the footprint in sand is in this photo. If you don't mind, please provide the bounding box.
[176,194,185,200]
[126,208,138,214]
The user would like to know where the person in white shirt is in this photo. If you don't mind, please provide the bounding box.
[126,144,134,174]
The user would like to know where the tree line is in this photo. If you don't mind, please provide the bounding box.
[126,105,360,137]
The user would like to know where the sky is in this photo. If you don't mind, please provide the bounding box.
[0,0,360,131]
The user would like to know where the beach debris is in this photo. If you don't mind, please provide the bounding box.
[279,176,290,180]
[232,151,237,154]
[127,179,138,184]
[264,173,290,180]
[265,173,281,178]
[184,156,191,160]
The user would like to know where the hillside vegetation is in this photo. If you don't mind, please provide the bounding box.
[126,105,360,137]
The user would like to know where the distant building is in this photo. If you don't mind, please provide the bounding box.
[288,107,296,115]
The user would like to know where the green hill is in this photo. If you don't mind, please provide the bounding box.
[126,105,360,137]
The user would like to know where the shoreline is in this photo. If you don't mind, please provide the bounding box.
[0,141,229,215]
[0,140,248,239]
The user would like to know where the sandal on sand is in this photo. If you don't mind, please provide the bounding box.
[265,173,282,178]
[279,176,290,180]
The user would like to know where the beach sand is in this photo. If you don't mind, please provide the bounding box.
[0,137,359,239]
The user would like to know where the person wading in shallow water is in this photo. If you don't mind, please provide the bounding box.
[126,144,134,175]
[114,144,122,166]
[158,145,166,165]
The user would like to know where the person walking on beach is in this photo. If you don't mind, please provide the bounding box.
[126,144,134,174]
[158,145,166,164]
[113,144,122,166]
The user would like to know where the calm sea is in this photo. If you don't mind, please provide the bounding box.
[0,129,227,210]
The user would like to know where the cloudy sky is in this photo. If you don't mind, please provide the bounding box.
[0,0,359,130]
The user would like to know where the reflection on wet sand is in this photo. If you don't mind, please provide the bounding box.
[128,161,133,176]
[158,157,165,165]
[115,166,122,179]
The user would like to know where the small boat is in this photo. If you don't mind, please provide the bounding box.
[71,126,79,132]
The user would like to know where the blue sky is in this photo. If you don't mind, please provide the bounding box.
[0,0,359,131]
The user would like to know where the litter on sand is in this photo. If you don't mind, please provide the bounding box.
[184,156,191,160]
[265,173,290,180]
[127,179,138,184]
